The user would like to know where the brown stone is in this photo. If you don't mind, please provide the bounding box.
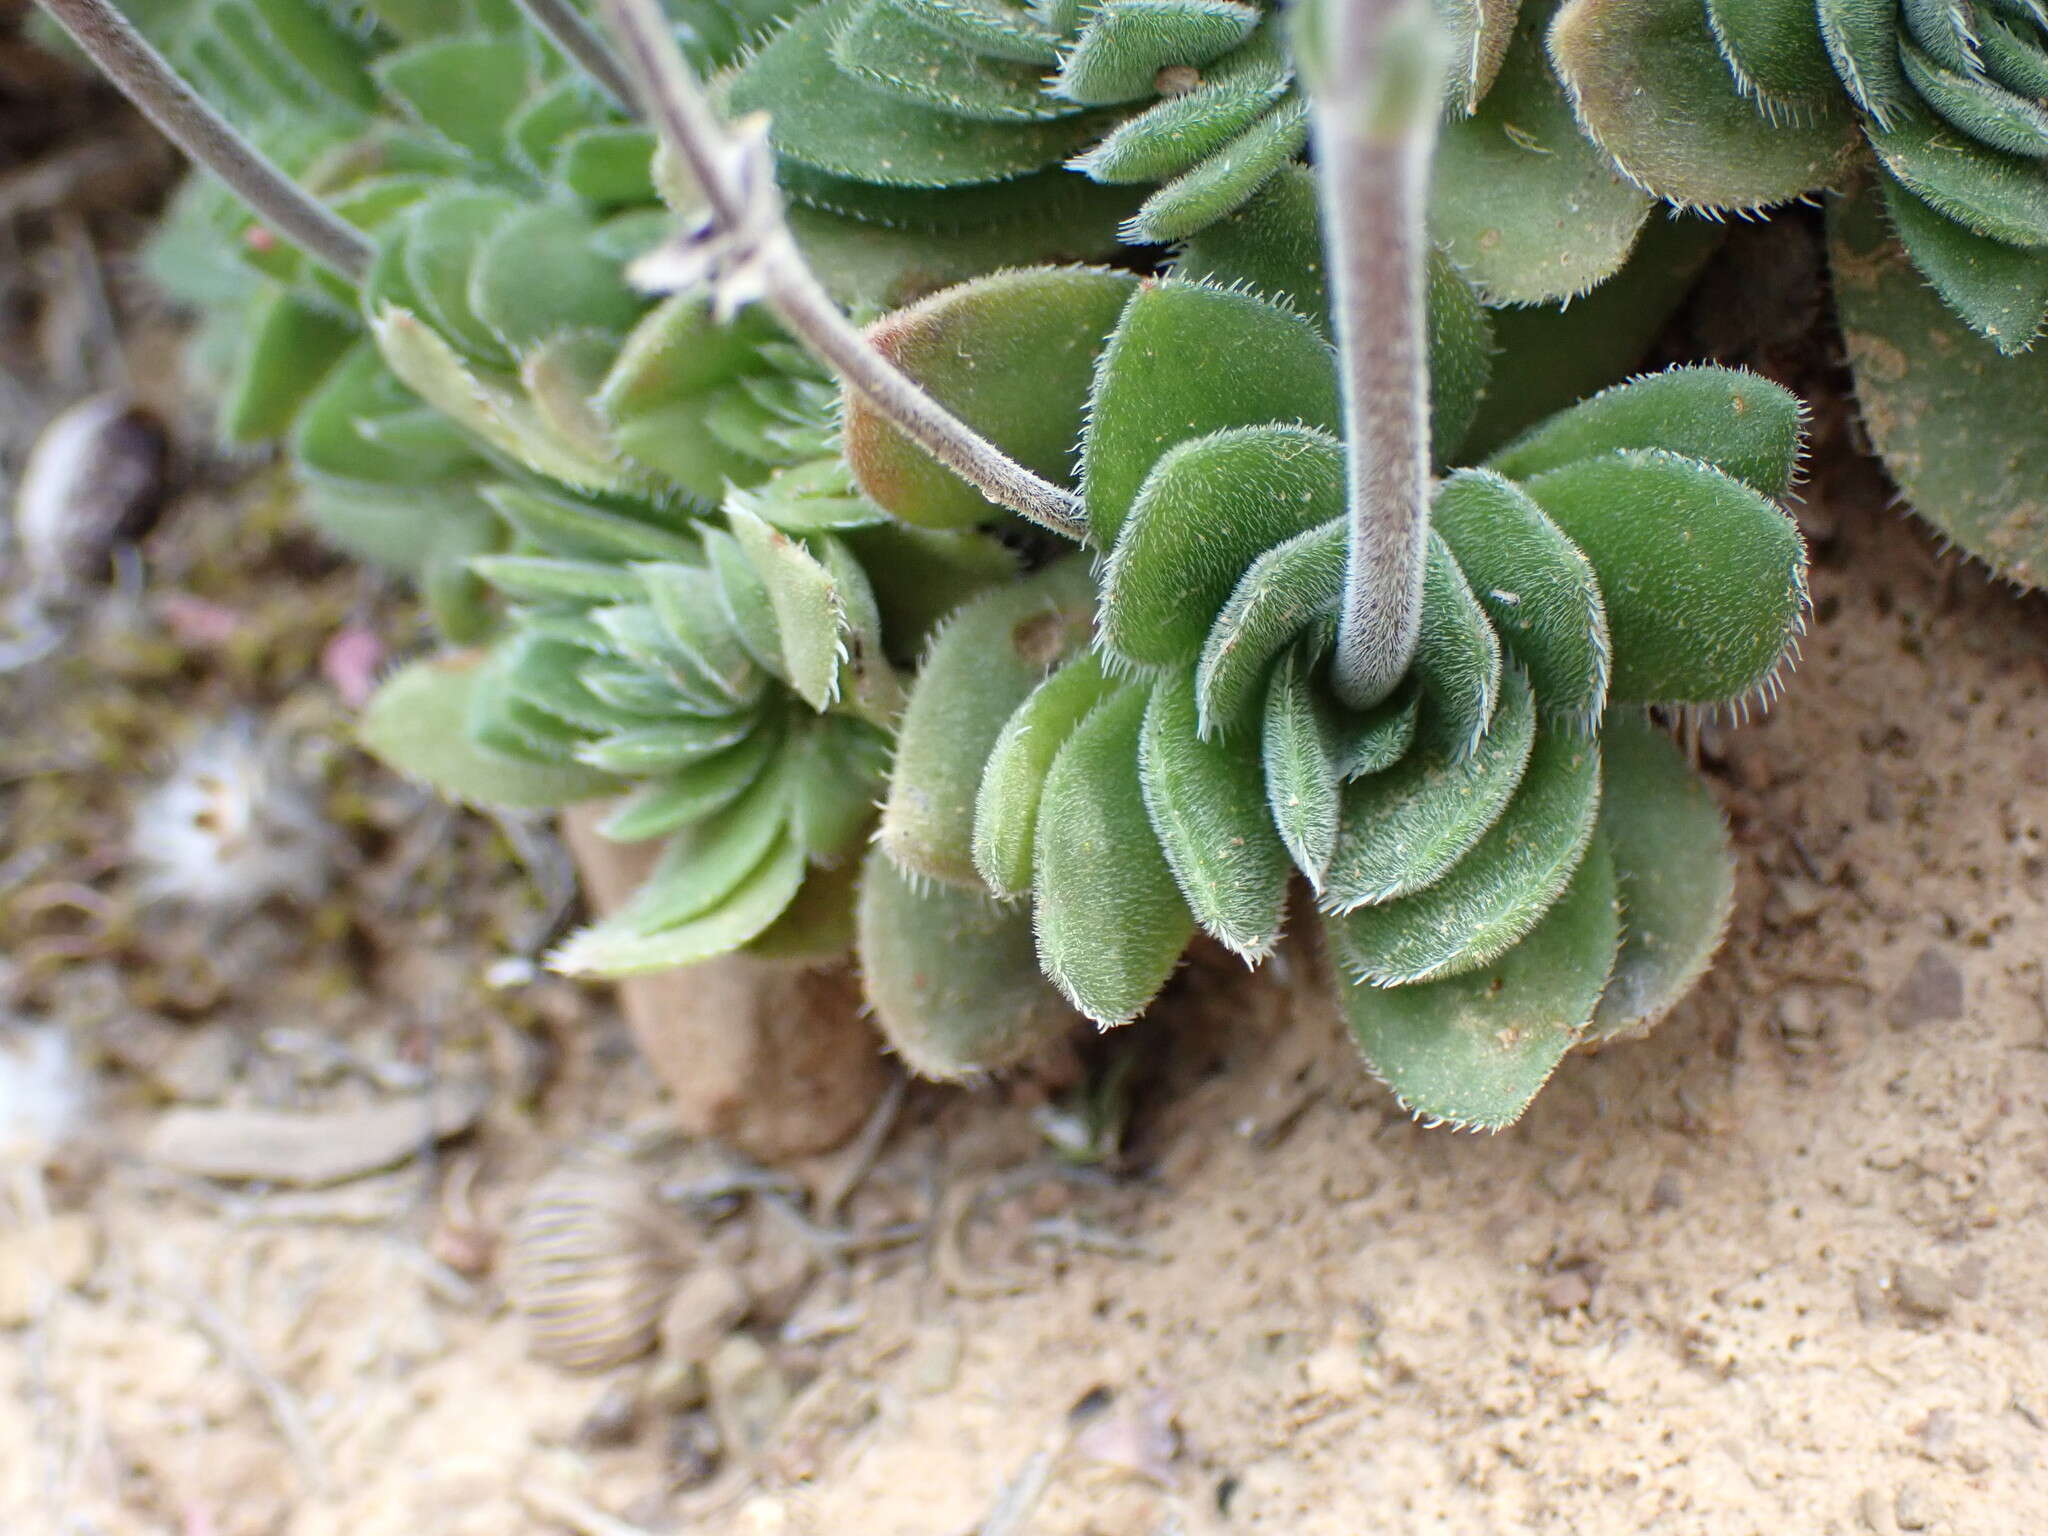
[561,805,887,1161]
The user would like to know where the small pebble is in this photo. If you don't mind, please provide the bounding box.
[1852,1267,1887,1326]
[1775,988,1824,1053]
[1894,1486,1939,1530]
[667,1411,723,1490]
[904,1322,961,1396]
[1893,1262,1953,1319]
[1538,1270,1593,1315]
[1857,1487,1896,1534]
[659,1263,751,1370]
[707,1335,790,1459]
[1774,878,1829,923]
[1886,948,1964,1029]
[572,1380,641,1449]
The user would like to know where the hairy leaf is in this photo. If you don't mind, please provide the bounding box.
[1194,515,1345,736]
[975,651,1120,898]
[1329,722,1602,985]
[361,654,621,809]
[1830,176,2048,587]
[1487,364,1806,498]
[1434,0,1652,304]
[1321,664,1536,912]
[1100,424,1344,669]
[1880,167,2048,353]
[1589,715,1733,1039]
[1138,670,1290,957]
[1035,684,1195,1025]
[549,834,805,975]
[857,847,1083,1079]
[1431,470,1609,730]
[1335,830,1618,1130]
[1083,279,1338,549]
[1412,531,1504,758]
[1523,450,1806,705]
[881,560,1096,888]
[1261,642,1341,885]
[1051,0,1262,104]
[1550,0,1861,211]
[845,267,1139,529]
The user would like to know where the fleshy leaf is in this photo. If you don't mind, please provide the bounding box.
[1522,450,1806,706]
[833,0,1082,121]
[1329,722,1601,985]
[726,507,849,710]
[857,846,1083,1080]
[881,561,1096,889]
[1137,671,1291,958]
[220,287,357,445]
[469,204,643,354]
[1334,830,1619,1130]
[1867,117,2048,250]
[1194,516,1345,736]
[1321,664,1536,913]
[1431,469,1609,730]
[1703,0,1838,110]
[596,728,784,842]
[1412,531,1504,758]
[548,834,806,976]
[1100,424,1344,669]
[373,36,532,159]
[975,651,1120,898]
[1260,643,1341,885]
[1830,175,2048,586]
[1487,364,1806,498]
[845,267,1139,529]
[1549,0,1861,211]
[1083,278,1339,550]
[1170,167,1495,461]
[1880,167,2048,354]
[1433,0,1652,304]
[361,654,622,810]
[1588,715,1734,1040]
[1050,0,1263,105]
[729,0,1112,186]
[1121,95,1310,244]
[1034,685,1196,1025]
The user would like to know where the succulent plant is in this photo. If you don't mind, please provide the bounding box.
[848,221,1809,1124]
[49,0,1823,1128]
[1546,0,2048,584]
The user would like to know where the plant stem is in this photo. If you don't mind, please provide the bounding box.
[592,0,1088,543]
[512,0,638,115]
[1305,0,1445,711]
[35,0,372,283]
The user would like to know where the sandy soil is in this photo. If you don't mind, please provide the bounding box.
[0,49,2040,1531]
[0,412,2043,1536]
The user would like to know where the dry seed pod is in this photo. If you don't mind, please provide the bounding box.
[503,1156,691,1372]
[9,392,170,599]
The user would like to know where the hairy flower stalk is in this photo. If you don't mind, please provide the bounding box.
[33,0,372,283]
[1302,0,1447,710]
[512,0,639,114]
[593,0,1089,542]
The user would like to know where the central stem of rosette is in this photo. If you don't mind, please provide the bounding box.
[1301,0,1446,712]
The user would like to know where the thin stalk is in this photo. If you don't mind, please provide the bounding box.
[35,0,372,283]
[512,0,639,115]
[1303,0,1446,711]
[592,0,1088,542]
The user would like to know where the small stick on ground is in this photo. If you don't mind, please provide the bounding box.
[161,1280,327,1496]
[518,1482,662,1536]
[816,1070,906,1223]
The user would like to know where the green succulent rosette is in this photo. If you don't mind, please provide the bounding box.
[124,0,1055,965]
[726,0,1545,245]
[1548,0,2048,583]
[848,207,1808,1128]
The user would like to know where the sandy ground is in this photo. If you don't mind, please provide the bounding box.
[0,43,2039,1530]
[0,403,2043,1536]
